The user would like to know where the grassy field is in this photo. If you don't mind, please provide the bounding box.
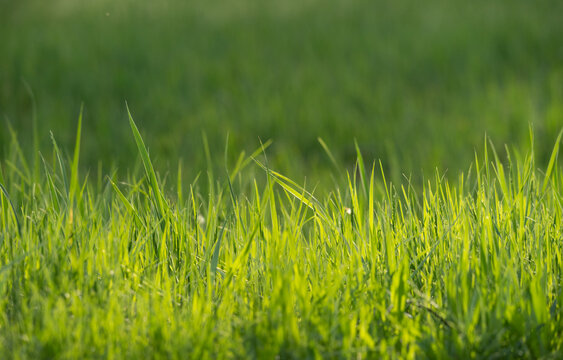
[1,111,562,358]
[2,0,563,183]
[1,0,563,358]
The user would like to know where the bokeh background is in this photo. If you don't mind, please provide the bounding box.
[1,0,562,186]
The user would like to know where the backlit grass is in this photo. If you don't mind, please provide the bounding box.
[0,115,562,358]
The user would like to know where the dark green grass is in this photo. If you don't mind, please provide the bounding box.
[1,0,563,184]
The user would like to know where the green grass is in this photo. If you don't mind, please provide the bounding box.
[2,0,563,357]
[0,115,562,358]
[1,0,563,185]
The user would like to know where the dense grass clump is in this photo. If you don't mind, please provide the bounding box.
[0,115,562,358]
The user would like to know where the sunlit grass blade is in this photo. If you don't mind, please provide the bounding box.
[126,103,168,220]
[368,163,375,235]
[69,104,83,206]
[108,176,143,227]
[355,140,367,197]
[229,139,273,181]
[210,214,228,285]
[253,158,316,211]
[542,129,563,193]
[318,137,340,170]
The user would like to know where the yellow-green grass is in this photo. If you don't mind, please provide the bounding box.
[0,115,562,358]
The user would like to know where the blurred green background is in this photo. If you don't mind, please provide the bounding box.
[1,0,562,185]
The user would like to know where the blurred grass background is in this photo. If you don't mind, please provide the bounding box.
[1,0,562,186]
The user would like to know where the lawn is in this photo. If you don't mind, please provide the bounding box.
[1,0,563,358]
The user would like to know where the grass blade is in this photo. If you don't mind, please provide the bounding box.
[69,104,83,206]
[0,183,21,238]
[126,103,168,220]
[542,129,563,193]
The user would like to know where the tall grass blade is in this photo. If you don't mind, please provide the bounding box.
[355,140,367,197]
[210,214,228,284]
[69,104,83,206]
[542,129,563,193]
[318,137,340,170]
[0,183,21,238]
[126,103,168,220]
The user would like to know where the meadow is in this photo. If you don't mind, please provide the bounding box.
[2,0,563,183]
[1,0,563,358]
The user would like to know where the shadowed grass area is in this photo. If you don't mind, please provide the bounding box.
[0,116,562,358]
[1,0,562,185]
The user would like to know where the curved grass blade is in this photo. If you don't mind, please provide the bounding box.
[126,103,168,220]
[318,137,340,170]
[108,176,144,227]
[542,129,563,193]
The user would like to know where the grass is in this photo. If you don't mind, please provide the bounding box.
[1,0,563,185]
[0,114,562,358]
[2,0,563,357]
